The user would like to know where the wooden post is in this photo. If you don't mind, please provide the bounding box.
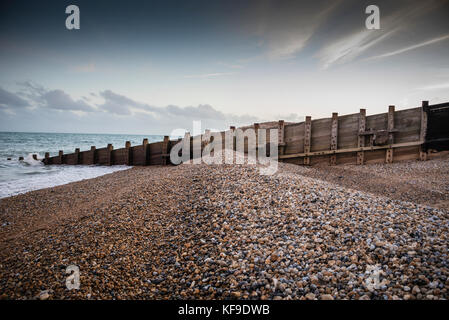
[420,101,428,161]
[204,129,211,149]
[58,150,64,164]
[304,116,312,165]
[161,136,169,165]
[330,112,338,165]
[357,109,366,165]
[278,120,285,156]
[45,152,50,165]
[75,148,80,165]
[386,105,395,163]
[142,139,149,165]
[230,126,236,151]
[107,144,113,166]
[91,146,97,164]
[125,141,132,165]
[254,123,260,158]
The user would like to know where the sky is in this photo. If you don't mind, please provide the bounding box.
[0,0,448,135]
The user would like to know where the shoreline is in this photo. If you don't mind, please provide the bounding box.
[1,158,448,300]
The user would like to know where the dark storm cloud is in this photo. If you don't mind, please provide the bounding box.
[0,87,29,108]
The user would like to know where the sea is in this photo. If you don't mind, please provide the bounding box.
[0,132,164,199]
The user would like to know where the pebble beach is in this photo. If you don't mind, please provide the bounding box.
[0,155,448,300]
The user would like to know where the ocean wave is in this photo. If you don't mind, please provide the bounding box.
[0,165,130,199]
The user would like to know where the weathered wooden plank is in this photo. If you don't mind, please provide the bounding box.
[330,112,338,165]
[304,116,311,165]
[310,118,332,152]
[161,136,170,165]
[80,146,96,165]
[278,120,285,156]
[357,109,366,165]
[338,114,359,149]
[395,146,420,162]
[420,101,429,161]
[386,105,395,163]
[65,148,80,165]
[112,141,131,165]
[279,140,422,159]
[96,144,113,165]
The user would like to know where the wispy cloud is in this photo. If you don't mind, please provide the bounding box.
[367,34,449,60]
[316,0,447,69]
[418,82,449,91]
[244,0,340,60]
[317,29,396,69]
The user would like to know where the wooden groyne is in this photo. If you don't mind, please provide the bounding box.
[42,100,449,167]
[43,136,172,166]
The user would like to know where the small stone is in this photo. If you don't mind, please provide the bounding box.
[305,293,316,300]
[321,294,334,300]
[359,295,370,300]
[39,291,50,300]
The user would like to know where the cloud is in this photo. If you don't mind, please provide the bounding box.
[317,29,395,69]
[316,0,447,69]
[366,33,449,60]
[244,0,339,60]
[0,87,29,108]
[41,90,96,112]
[97,89,257,124]
[15,81,96,112]
[418,82,449,91]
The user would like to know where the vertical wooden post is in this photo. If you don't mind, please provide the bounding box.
[204,129,211,148]
[107,144,113,166]
[91,146,97,164]
[58,150,64,164]
[45,152,50,165]
[142,139,149,165]
[254,123,260,158]
[357,109,366,165]
[161,136,169,165]
[330,112,338,165]
[75,148,80,165]
[125,141,132,165]
[386,105,395,163]
[278,120,285,156]
[184,132,192,161]
[420,101,428,161]
[304,116,312,165]
[202,129,211,159]
[230,126,236,151]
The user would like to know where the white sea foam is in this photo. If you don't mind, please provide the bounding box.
[0,165,130,199]
[0,132,162,199]
[22,153,44,166]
